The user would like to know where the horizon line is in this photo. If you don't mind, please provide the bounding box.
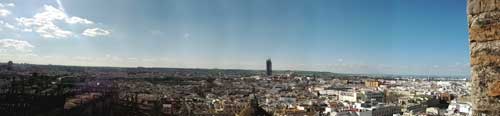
[1,61,469,77]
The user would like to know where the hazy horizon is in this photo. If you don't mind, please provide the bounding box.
[0,0,469,76]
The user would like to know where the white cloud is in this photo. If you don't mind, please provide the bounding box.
[16,5,96,39]
[82,28,110,37]
[6,3,14,7]
[0,3,15,7]
[4,22,16,30]
[33,5,67,21]
[0,3,14,17]
[36,24,73,38]
[66,17,93,24]
[21,28,33,32]
[0,39,34,52]
[0,21,16,30]
[0,38,36,62]
[0,9,10,16]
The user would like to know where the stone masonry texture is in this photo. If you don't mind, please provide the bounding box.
[468,0,500,115]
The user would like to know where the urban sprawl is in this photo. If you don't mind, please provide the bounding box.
[0,60,470,116]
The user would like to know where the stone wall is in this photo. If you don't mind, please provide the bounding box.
[468,0,500,115]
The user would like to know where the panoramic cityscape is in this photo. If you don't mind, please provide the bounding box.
[0,0,499,116]
[0,59,471,116]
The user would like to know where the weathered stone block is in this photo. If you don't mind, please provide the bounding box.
[468,0,481,15]
[468,0,498,15]
[470,55,500,65]
[469,25,500,42]
[469,12,500,42]
[498,0,500,10]
[488,81,500,96]
[470,40,500,57]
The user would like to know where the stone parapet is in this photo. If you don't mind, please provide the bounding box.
[468,0,500,115]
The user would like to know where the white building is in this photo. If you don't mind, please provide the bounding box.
[446,100,472,116]
[339,91,358,102]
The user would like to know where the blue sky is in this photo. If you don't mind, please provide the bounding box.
[0,0,469,76]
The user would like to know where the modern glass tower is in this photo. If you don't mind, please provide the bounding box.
[266,59,272,76]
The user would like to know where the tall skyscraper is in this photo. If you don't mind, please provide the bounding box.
[266,59,272,76]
